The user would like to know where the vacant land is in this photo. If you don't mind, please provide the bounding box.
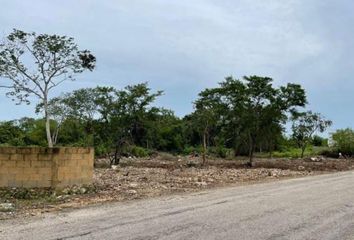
[3,171,354,240]
[1,154,353,220]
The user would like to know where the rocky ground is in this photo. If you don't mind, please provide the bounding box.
[1,155,353,220]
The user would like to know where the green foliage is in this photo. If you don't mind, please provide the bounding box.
[208,146,232,158]
[183,146,203,155]
[0,71,335,162]
[331,128,354,155]
[312,135,327,147]
[259,146,327,159]
[0,121,24,146]
[268,147,313,158]
[0,188,55,200]
[129,146,151,158]
[291,111,332,158]
[0,29,96,104]
[0,29,96,147]
[94,143,111,157]
[187,75,307,164]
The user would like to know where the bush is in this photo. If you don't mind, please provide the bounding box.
[208,146,231,158]
[183,146,202,155]
[129,146,151,158]
[331,128,354,156]
[267,146,316,158]
[94,144,111,157]
[312,135,328,147]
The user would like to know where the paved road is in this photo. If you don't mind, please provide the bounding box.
[2,171,354,240]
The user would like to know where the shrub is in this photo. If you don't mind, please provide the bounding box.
[268,146,316,158]
[208,146,231,158]
[312,135,328,147]
[94,144,111,157]
[183,146,202,155]
[129,146,151,158]
[331,128,354,156]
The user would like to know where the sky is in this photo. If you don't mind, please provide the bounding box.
[0,0,353,133]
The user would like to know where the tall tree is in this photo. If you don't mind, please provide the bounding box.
[291,111,332,158]
[193,88,222,165]
[93,83,163,164]
[0,29,96,147]
[197,76,307,166]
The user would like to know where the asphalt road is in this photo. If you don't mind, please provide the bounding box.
[2,171,354,240]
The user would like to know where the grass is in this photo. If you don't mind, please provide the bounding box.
[256,146,329,159]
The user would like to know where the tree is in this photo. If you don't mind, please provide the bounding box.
[141,108,185,152]
[93,83,163,164]
[216,77,247,157]
[312,135,327,147]
[242,76,307,165]
[331,128,354,156]
[60,88,99,145]
[291,111,332,158]
[0,121,24,146]
[36,96,71,145]
[17,117,48,146]
[0,29,96,147]
[202,76,307,166]
[111,83,163,147]
[192,88,222,165]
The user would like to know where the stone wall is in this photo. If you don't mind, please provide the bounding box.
[0,147,94,188]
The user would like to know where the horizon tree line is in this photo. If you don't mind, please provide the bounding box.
[0,29,333,165]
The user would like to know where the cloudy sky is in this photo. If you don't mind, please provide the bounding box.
[0,0,353,132]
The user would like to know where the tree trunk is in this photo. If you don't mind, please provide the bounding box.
[85,121,94,146]
[113,146,120,165]
[234,142,240,157]
[269,140,273,158]
[248,135,256,167]
[52,126,60,145]
[249,144,255,167]
[44,98,53,148]
[202,131,207,166]
[301,145,306,159]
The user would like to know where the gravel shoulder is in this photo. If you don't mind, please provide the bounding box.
[2,171,354,240]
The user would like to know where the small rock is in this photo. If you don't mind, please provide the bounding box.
[0,203,14,212]
[80,188,87,194]
[196,182,208,187]
[129,183,139,188]
[310,157,322,162]
[111,165,119,170]
[62,188,70,195]
[127,190,137,194]
[187,161,198,168]
[298,166,305,171]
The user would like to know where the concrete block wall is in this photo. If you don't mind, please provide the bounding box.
[0,147,94,188]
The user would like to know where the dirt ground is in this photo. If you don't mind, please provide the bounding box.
[1,154,353,220]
